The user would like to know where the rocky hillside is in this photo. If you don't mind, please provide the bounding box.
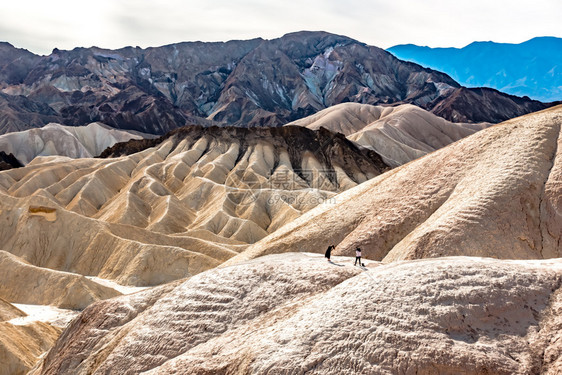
[287,102,490,166]
[31,253,562,374]
[0,32,550,135]
[0,125,387,288]
[225,105,562,265]
[0,122,388,374]
[0,152,22,171]
[1,298,61,375]
[0,122,151,164]
[0,92,61,134]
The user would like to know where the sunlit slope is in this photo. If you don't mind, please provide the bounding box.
[0,298,60,375]
[227,105,562,264]
[33,254,562,374]
[0,122,149,164]
[0,125,386,285]
[288,102,489,166]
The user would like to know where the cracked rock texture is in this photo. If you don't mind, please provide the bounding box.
[32,254,562,374]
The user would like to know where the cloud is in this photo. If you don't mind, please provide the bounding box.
[0,0,560,54]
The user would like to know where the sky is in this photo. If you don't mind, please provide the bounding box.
[1,0,561,55]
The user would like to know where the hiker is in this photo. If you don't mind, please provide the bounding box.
[354,247,362,266]
[325,245,334,261]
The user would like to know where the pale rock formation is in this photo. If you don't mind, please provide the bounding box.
[0,298,24,322]
[0,125,385,286]
[287,102,489,166]
[32,254,562,374]
[0,272,145,374]
[0,122,150,164]
[0,193,227,286]
[0,321,60,375]
[0,298,61,375]
[9,304,79,329]
[287,102,391,135]
[0,251,121,309]
[226,105,562,265]
[4,106,560,374]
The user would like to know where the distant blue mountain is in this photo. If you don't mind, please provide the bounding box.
[387,37,562,102]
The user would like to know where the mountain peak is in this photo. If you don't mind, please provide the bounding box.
[0,32,553,136]
[277,30,356,42]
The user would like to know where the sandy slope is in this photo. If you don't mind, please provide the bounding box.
[287,102,489,166]
[0,122,150,164]
[0,261,144,375]
[0,125,384,286]
[0,250,119,374]
[0,251,120,309]
[9,304,79,329]
[0,298,61,375]
[32,254,562,374]
[0,299,24,322]
[0,321,60,375]
[226,105,562,265]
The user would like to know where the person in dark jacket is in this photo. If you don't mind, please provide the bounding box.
[325,245,334,261]
[354,247,362,266]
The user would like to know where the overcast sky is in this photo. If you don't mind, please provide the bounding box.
[2,0,561,55]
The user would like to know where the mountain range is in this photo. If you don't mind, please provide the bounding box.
[388,36,562,102]
[0,31,552,135]
[1,31,562,374]
[0,102,487,170]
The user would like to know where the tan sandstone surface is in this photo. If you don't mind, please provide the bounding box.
[0,299,24,323]
[0,321,61,375]
[31,254,562,374]
[0,298,61,375]
[226,105,562,265]
[287,102,489,166]
[0,251,121,309]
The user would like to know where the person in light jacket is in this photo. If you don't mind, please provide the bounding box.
[354,247,362,266]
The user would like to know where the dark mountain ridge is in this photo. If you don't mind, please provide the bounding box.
[99,123,390,183]
[0,31,552,135]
